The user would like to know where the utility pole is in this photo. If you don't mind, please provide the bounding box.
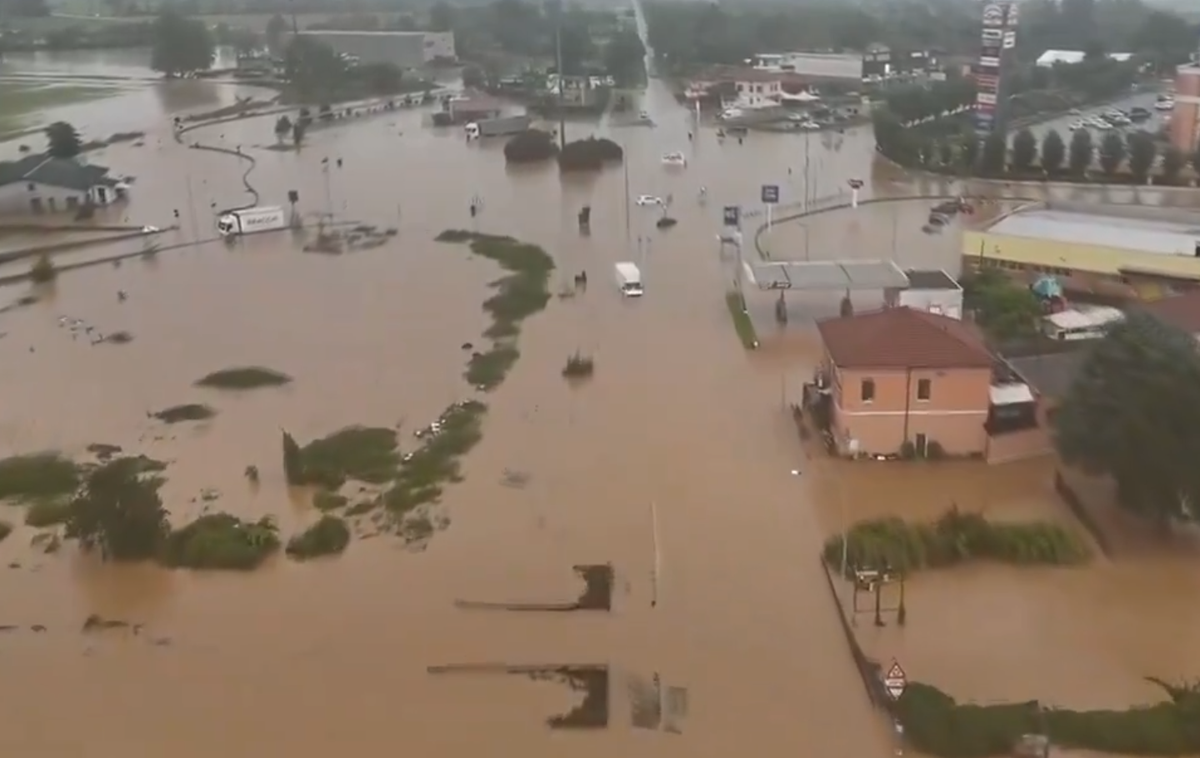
[289,0,298,34]
[622,143,631,244]
[555,0,566,150]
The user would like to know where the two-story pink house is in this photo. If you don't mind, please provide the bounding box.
[815,307,996,457]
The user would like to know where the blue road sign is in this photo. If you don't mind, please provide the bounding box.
[761,184,780,204]
[723,205,741,227]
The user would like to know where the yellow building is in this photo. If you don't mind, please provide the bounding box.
[961,204,1200,301]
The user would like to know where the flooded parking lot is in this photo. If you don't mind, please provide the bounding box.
[1,46,1199,758]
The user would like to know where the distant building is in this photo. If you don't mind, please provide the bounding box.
[447,91,503,123]
[1169,63,1200,153]
[899,269,964,319]
[962,203,1200,301]
[295,30,455,69]
[750,52,863,82]
[0,154,121,216]
[1035,49,1133,67]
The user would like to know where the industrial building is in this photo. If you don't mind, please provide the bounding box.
[295,30,455,69]
[750,52,864,82]
[962,203,1200,301]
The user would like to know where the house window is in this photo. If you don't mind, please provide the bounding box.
[27,183,36,192]
[861,378,875,403]
[917,378,931,400]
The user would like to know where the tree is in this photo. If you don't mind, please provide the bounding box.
[65,458,169,561]
[44,121,81,159]
[1054,311,1200,526]
[265,13,288,50]
[963,269,1041,341]
[282,431,303,484]
[1126,130,1156,184]
[462,65,486,89]
[1097,131,1125,177]
[428,1,455,32]
[937,139,954,167]
[150,9,215,77]
[1161,146,1185,185]
[1068,129,1093,176]
[274,115,292,140]
[603,28,646,88]
[980,133,1007,176]
[1010,128,1037,173]
[1039,130,1065,174]
[959,135,979,172]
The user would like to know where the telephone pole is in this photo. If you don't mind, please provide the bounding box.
[555,0,566,149]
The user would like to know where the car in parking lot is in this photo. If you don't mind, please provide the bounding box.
[635,195,663,207]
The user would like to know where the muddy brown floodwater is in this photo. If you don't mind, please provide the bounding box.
[2,63,1199,757]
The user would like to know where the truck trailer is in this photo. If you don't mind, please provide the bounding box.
[465,115,533,139]
[217,206,287,237]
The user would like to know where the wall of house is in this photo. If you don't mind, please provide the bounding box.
[826,355,991,456]
[423,31,456,61]
[0,181,92,217]
[985,397,1055,463]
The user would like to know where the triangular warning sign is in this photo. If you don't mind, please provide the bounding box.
[886,661,906,680]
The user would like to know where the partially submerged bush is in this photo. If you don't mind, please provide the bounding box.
[194,366,293,390]
[0,452,81,502]
[562,352,595,379]
[0,521,11,542]
[162,514,280,570]
[467,344,520,389]
[384,400,486,517]
[313,491,348,511]
[897,679,1200,758]
[286,514,351,559]
[282,426,401,489]
[558,137,623,171]
[25,499,70,527]
[65,457,168,561]
[822,506,1089,576]
[151,403,216,423]
[30,253,56,283]
[504,128,559,163]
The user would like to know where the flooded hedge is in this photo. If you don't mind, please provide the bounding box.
[162,514,281,570]
[897,679,1200,757]
[151,403,216,423]
[286,515,351,559]
[0,521,11,542]
[0,453,82,502]
[558,137,623,171]
[282,427,401,489]
[822,507,1089,574]
[724,291,759,350]
[194,366,293,390]
[503,129,559,163]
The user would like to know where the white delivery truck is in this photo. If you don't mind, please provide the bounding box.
[615,262,643,297]
[464,115,533,139]
[217,206,286,237]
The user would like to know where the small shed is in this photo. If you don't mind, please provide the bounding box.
[898,269,963,319]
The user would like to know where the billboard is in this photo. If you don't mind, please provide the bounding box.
[982,3,1005,27]
[976,92,998,105]
[975,73,1000,91]
[980,55,1000,68]
[1003,31,1017,49]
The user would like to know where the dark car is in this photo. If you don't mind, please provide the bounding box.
[1130,106,1151,121]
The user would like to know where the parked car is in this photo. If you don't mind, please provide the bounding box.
[635,195,663,207]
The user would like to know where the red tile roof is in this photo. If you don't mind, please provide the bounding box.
[817,307,993,370]
[1140,290,1200,334]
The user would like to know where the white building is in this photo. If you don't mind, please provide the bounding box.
[0,154,122,216]
[296,30,455,69]
[1042,305,1125,341]
[731,72,784,108]
[898,269,964,319]
[751,52,863,82]
[1035,49,1133,67]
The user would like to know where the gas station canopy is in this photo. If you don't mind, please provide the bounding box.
[744,260,910,291]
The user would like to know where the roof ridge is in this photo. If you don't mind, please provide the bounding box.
[907,307,991,358]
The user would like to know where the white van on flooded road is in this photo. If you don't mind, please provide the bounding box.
[615,262,643,297]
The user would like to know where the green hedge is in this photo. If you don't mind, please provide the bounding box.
[897,680,1200,757]
[822,507,1088,575]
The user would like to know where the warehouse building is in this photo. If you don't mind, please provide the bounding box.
[295,30,455,69]
[961,203,1200,301]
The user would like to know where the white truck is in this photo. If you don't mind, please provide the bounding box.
[217,206,286,237]
[465,115,533,139]
[615,262,643,297]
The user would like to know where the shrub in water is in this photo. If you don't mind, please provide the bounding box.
[194,366,293,390]
[822,506,1089,575]
[0,452,81,502]
[283,426,401,490]
[0,521,11,542]
[562,352,595,379]
[65,457,168,562]
[286,514,351,559]
[30,254,56,283]
[162,513,280,570]
[504,129,559,163]
[558,137,624,171]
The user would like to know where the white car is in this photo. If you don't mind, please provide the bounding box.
[141,225,160,233]
[1069,120,1087,131]
[635,195,663,207]
[1155,99,1174,111]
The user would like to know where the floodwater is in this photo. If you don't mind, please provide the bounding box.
[1,44,1198,758]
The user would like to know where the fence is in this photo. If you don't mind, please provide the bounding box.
[816,555,894,711]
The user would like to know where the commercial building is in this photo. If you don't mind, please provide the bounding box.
[974,1,1019,133]
[750,52,863,83]
[1168,63,1200,153]
[962,204,1200,301]
[0,154,121,216]
[295,30,455,69]
[1035,49,1133,67]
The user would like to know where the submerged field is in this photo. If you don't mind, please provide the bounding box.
[0,80,118,140]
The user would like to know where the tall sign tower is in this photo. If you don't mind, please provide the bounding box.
[974,2,1019,134]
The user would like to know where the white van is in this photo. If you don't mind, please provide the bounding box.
[615,262,643,297]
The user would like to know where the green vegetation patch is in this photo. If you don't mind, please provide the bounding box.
[562,352,595,379]
[286,515,351,559]
[383,400,486,518]
[0,453,82,503]
[25,499,71,528]
[194,366,293,390]
[162,514,280,570]
[897,679,1200,758]
[0,82,116,140]
[725,291,759,349]
[434,230,554,389]
[151,403,216,423]
[823,507,1089,575]
[313,491,349,512]
[283,426,400,490]
[30,254,57,284]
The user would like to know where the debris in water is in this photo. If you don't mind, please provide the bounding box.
[500,468,530,488]
[426,663,610,730]
[453,563,613,612]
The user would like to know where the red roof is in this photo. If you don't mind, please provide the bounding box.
[1140,290,1200,334]
[817,307,993,370]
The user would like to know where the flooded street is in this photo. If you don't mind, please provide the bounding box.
[1,44,1198,758]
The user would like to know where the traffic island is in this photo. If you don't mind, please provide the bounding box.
[724,290,759,349]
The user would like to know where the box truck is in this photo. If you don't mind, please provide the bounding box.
[615,262,643,297]
[217,206,286,237]
[464,115,533,139]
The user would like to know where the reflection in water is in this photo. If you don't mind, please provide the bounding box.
[454,563,613,612]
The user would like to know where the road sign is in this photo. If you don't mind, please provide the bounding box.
[722,205,741,227]
[761,184,780,204]
[884,660,907,700]
[847,179,863,189]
